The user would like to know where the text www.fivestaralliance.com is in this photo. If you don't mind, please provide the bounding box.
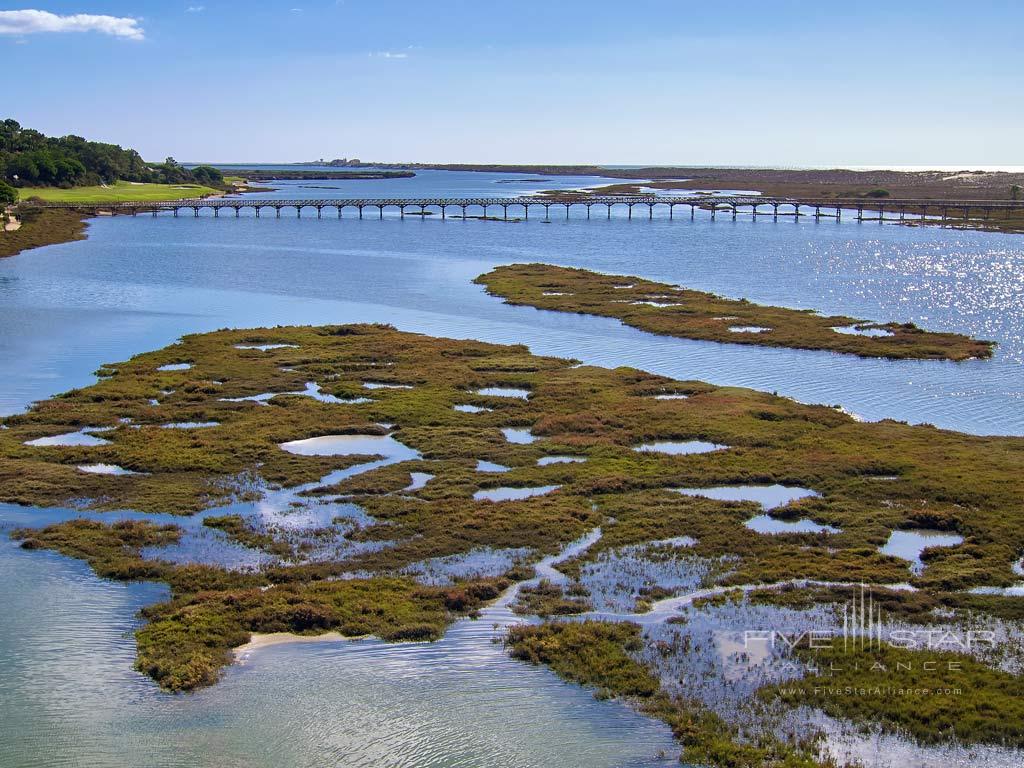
[777,686,962,697]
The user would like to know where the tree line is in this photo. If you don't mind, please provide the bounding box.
[0,118,224,204]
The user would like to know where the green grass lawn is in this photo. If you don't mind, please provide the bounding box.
[17,181,221,203]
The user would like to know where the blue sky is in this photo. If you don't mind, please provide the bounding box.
[3,1,1023,166]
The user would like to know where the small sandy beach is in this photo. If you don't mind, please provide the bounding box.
[233,631,358,658]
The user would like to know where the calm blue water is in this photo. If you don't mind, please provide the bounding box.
[1,169,1022,767]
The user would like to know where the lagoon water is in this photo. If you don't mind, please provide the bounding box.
[2,168,1023,766]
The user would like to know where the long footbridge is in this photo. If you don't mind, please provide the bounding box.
[32,195,1024,222]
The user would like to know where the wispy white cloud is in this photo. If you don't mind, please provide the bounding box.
[369,51,408,59]
[186,5,205,12]
[0,9,144,40]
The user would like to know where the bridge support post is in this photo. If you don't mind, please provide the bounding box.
[379,206,383,220]
[690,205,695,220]
[710,206,716,220]
[317,206,323,219]
[235,207,240,218]
[669,204,673,220]
[503,205,508,221]
[524,204,528,220]
[773,204,778,221]
[607,204,612,219]
[213,208,218,218]
[649,204,654,220]
[255,207,260,218]
[152,209,158,218]
[544,204,550,220]
[565,204,570,220]
[441,205,446,219]
[587,204,591,219]
[731,205,737,220]
[193,207,200,217]
[296,207,301,218]
[628,204,633,220]
[275,207,281,219]
[358,206,363,220]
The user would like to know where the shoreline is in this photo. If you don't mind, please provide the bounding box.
[234,630,357,657]
[0,179,261,260]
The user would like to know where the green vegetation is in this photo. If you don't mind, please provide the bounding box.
[12,517,507,691]
[1,119,226,191]
[17,180,222,204]
[762,641,1024,747]
[511,580,591,616]
[749,583,1024,624]
[203,514,294,558]
[0,179,16,205]
[0,208,88,259]
[4,322,1023,748]
[508,621,828,767]
[476,263,994,361]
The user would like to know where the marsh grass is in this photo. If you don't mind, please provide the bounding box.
[0,208,88,258]
[507,621,829,767]
[476,263,994,360]
[762,641,1024,747]
[5,323,1023,716]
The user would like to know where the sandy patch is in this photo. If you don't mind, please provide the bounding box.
[233,631,356,658]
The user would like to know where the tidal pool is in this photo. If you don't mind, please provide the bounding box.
[403,472,434,492]
[234,343,299,351]
[25,428,112,447]
[671,484,820,509]
[454,404,492,413]
[476,460,511,472]
[76,463,144,476]
[728,326,771,334]
[501,427,537,444]
[222,381,370,406]
[477,387,530,399]
[633,440,727,455]
[473,485,560,502]
[879,529,964,572]
[279,433,420,462]
[832,325,894,338]
[744,515,840,535]
[363,381,414,390]
[160,421,219,429]
[537,455,586,465]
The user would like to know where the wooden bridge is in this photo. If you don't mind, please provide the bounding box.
[32,195,1024,222]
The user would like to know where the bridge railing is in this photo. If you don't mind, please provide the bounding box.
[24,196,1024,211]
